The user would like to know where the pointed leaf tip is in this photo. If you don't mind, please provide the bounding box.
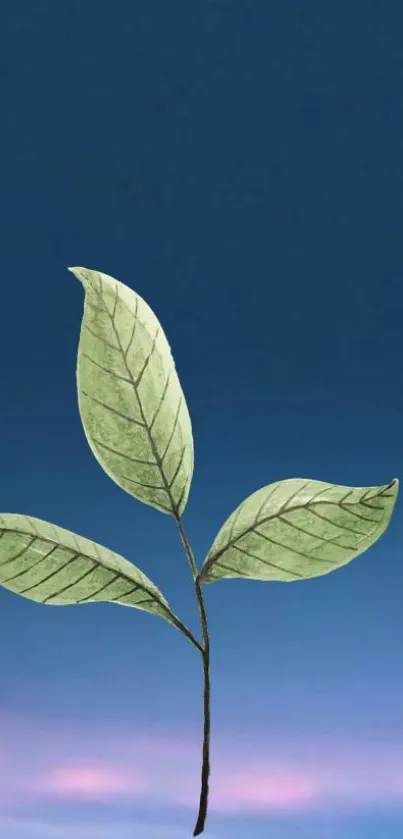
[67,266,89,286]
[74,267,194,517]
[198,477,399,585]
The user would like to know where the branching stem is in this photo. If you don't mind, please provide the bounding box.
[173,513,211,836]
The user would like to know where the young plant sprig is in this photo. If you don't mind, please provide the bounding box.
[0,267,398,836]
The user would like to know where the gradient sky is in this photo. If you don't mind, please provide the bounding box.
[1,2,403,838]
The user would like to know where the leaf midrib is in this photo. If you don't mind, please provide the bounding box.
[98,280,183,518]
[0,523,167,607]
[200,485,395,576]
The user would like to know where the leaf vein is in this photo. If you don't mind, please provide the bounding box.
[124,296,139,359]
[17,551,80,594]
[76,572,121,602]
[79,389,146,428]
[340,503,381,524]
[121,474,168,492]
[43,563,97,603]
[107,315,179,514]
[91,437,157,466]
[110,583,141,601]
[233,544,304,578]
[1,548,60,584]
[134,327,160,388]
[308,507,368,536]
[277,514,358,551]
[169,445,187,490]
[149,371,172,432]
[161,396,183,463]
[282,481,312,511]
[0,536,37,569]
[82,324,120,351]
[81,352,132,384]
[252,527,335,564]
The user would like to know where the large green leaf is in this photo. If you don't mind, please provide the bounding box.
[198,478,399,584]
[69,267,194,518]
[0,512,180,626]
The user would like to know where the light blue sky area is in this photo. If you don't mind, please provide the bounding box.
[3,811,403,839]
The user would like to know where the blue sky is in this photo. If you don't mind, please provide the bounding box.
[0,1,402,837]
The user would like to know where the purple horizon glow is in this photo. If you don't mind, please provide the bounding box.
[1,711,402,818]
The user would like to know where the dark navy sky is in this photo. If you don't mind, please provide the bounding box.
[0,2,403,838]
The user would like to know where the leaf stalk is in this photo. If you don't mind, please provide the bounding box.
[169,612,204,655]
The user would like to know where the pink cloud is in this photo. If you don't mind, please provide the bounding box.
[35,762,148,800]
[1,710,403,816]
[210,769,320,812]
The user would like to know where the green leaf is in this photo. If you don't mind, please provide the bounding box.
[69,267,194,517]
[198,478,399,584]
[0,512,180,627]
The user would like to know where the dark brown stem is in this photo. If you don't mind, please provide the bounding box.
[192,578,210,835]
[173,513,211,836]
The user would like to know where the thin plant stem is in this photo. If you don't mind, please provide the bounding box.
[169,612,204,655]
[173,512,211,836]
